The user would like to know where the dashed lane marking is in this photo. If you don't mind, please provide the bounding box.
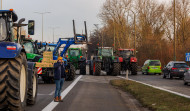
[118,76,190,99]
[42,75,83,111]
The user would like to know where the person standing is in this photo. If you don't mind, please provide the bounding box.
[54,56,66,102]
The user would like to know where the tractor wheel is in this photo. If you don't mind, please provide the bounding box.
[112,63,121,76]
[93,62,101,76]
[66,64,76,81]
[80,61,86,75]
[0,53,28,111]
[27,68,38,105]
[89,62,93,75]
[131,63,138,75]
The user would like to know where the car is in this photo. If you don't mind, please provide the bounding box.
[162,61,189,79]
[184,69,190,85]
[142,60,162,75]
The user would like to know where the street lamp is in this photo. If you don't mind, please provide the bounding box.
[34,12,51,42]
[49,27,59,43]
[130,10,136,57]
[173,0,176,61]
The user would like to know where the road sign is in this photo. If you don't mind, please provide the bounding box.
[186,53,190,61]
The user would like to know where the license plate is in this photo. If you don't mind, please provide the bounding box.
[179,70,184,72]
[152,68,158,69]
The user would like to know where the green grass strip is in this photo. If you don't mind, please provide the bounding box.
[110,79,190,111]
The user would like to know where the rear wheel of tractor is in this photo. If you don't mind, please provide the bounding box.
[131,63,137,75]
[89,62,93,75]
[66,64,76,81]
[163,73,166,79]
[27,68,38,105]
[93,62,101,76]
[0,53,28,111]
[112,63,121,76]
[80,61,86,75]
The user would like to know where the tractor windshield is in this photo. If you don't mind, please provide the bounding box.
[98,48,113,56]
[69,49,80,56]
[0,17,7,41]
[23,42,34,53]
[47,46,55,52]
[120,50,133,58]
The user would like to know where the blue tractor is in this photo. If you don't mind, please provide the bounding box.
[37,20,88,83]
[0,9,37,110]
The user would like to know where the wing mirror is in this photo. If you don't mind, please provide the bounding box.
[28,20,35,35]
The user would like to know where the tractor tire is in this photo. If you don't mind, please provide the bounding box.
[112,63,121,76]
[131,63,138,75]
[80,61,86,75]
[93,62,101,76]
[66,64,76,81]
[0,53,28,111]
[27,68,38,105]
[89,62,93,75]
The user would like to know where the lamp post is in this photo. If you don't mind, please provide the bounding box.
[34,12,51,42]
[130,10,136,57]
[49,27,59,43]
[1,0,2,10]
[173,0,176,61]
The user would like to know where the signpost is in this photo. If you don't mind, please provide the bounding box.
[186,53,190,62]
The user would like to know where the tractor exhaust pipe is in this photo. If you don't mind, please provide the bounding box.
[84,21,88,43]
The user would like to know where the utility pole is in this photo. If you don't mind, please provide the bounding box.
[134,13,136,57]
[114,22,116,51]
[174,0,176,61]
[130,10,136,56]
[34,12,51,42]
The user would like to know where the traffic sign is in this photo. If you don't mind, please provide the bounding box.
[186,53,190,61]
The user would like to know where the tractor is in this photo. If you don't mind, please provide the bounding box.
[0,9,37,110]
[118,49,138,75]
[22,37,43,62]
[67,48,86,75]
[89,47,122,76]
[36,20,89,83]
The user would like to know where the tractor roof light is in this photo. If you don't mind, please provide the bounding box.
[10,9,14,11]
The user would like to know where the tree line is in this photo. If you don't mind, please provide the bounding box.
[87,0,190,66]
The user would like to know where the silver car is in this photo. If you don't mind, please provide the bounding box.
[184,69,190,85]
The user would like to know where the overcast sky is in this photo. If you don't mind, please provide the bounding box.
[2,0,170,42]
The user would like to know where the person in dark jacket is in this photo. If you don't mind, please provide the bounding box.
[54,56,66,102]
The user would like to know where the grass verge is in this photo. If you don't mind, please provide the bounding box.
[110,79,190,111]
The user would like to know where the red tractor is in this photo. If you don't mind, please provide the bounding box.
[118,49,138,75]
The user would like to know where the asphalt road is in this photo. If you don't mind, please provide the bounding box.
[26,69,149,111]
[120,72,190,96]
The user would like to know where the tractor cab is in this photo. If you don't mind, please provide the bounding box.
[0,9,18,42]
[118,49,134,59]
[98,47,113,57]
[0,9,34,58]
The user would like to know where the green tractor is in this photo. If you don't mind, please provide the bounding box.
[67,48,86,75]
[89,47,122,76]
[22,37,43,62]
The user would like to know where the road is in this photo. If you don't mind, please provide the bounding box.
[120,72,190,96]
[26,71,148,111]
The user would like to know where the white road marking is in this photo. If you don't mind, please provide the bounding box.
[118,76,190,99]
[49,91,55,95]
[42,75,83,111]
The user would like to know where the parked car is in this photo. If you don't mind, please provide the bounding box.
[162,61,189,79]
[142,60,162,75]
[184,69,190,85]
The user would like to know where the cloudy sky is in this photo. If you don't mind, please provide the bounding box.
[2,0,170,42]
